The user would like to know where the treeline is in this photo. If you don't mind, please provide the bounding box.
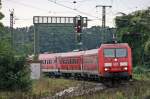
[115,7,150,67]
[9,26,115,54]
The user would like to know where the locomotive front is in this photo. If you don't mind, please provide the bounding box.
[99,43,132,79]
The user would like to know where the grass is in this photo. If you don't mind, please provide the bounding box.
[74,80,150,99]
[74,68,150,99]
[0,68,150,99]
[0,77,80,99]
[32,77,80,96]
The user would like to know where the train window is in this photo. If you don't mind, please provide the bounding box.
[54,60,57,63]
[104,49,115,57]
[69,59,72,64]
[63,59,68,64]
[76,59,79,64]
[116,48,127,57]
[73,59,75,64]
[45,60,47,64]
[74,59,77,64]
[104,48,127,57]
[47,60,49,64]
[43,60,45,64]
[48,60,52,64]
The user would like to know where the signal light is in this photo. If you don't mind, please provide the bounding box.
[76,26,82,33]
[76,19,82,33]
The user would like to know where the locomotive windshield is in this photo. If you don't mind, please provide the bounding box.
[104,49,115,57]
[104,48,127,57]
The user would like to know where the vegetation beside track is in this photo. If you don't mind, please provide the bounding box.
[75,67,150,99]
[74,80,150,99]
[0,78,81,99]
[0,68,150,99]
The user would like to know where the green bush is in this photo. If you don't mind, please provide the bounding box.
[133,66,150,75]
[0,42,31,91]
[144,39,150,55]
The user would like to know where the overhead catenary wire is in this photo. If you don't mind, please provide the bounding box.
[54,0,93,3]
[5,0,99,18]
[48,0,99,19]
[5,0,50,12]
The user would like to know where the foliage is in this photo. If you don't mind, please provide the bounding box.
[0,41,31,91]
[0,8,31,91]
[144,39,150,55]
[115,7,150,66]
[0,10,4,22]
[8,26,115,55]
[0,78,80,98]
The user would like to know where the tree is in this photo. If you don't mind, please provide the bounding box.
[145,39,150,55]
[0,41,31,91]
[0,6,31,91]
[115,7,150,66]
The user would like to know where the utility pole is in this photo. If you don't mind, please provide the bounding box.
[96,5,112,28]
[10,9,14,49]
[0,0,2,9]
[34,25,39,56]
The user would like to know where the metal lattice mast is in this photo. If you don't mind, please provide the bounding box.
[0,0,2,9]
[96,5,112,28]
[10,9,14,49]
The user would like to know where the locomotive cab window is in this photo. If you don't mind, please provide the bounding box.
[116,48,127,57]
[104,48,127,57]
[104,49,115,57]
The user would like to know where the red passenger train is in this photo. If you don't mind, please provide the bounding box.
[39,43,132,79]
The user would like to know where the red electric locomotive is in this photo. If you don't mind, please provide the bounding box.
[39,43,132,79]
[98,43,132,78]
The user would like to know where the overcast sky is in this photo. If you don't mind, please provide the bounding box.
[1,0,150,28]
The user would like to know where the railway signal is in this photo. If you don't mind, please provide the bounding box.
[76,19,82,33]
[33,16,87,55]
[75,15,83,49]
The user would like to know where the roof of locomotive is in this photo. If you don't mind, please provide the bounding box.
[84,48,98,55]
[100,43,129,48]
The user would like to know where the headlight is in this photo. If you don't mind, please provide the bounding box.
[104,63,112,67]
[124,67,128,70]
[120,62,128,66]
[104,68,108,71]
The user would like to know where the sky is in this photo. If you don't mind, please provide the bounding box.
[1,0,150,28]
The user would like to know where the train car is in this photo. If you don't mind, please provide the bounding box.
[82,49,99,77]
[58,51,83,77]
[39,43,132,79]
[39,51,83,77]
[39,53,59,74]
